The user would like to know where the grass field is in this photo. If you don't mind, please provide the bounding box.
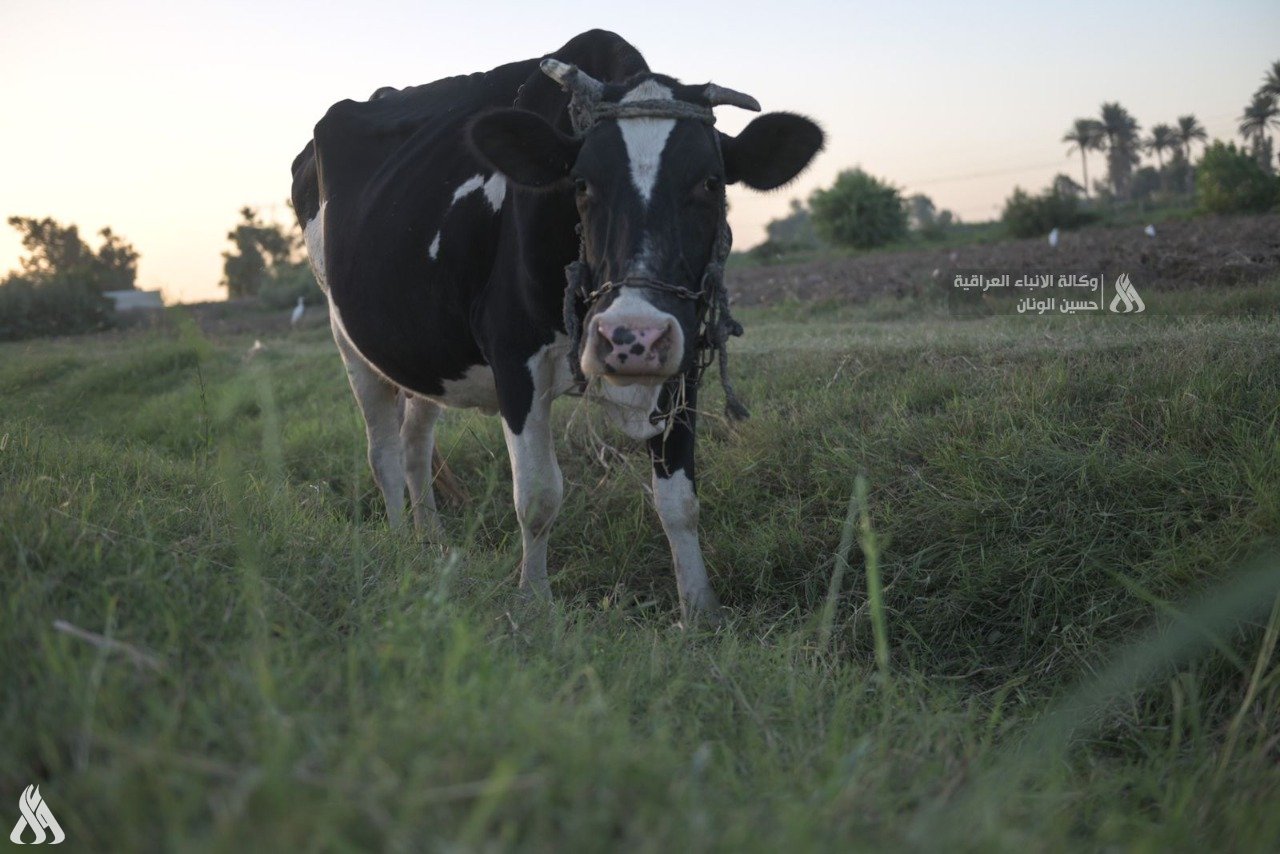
[3,281,1280,850]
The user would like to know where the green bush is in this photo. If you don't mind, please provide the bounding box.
[0,276,115,341]
[809,168,909,249]
[257,260,320,310]
[1195,141,1280,214]
[1002,186,1099,238]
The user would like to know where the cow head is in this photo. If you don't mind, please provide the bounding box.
[470,62,823,387]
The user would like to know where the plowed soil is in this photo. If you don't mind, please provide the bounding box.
[725,213,1280,307]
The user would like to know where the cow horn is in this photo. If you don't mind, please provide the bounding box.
[540,58,604,101]
[702,84,761,112]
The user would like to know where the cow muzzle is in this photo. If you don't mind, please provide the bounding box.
[580,291,685,385]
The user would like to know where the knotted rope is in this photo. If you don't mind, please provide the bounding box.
[553,83,750,421]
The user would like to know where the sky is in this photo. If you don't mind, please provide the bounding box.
[1,0,1276,304]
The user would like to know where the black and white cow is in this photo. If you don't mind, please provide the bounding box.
[291,30,822,622]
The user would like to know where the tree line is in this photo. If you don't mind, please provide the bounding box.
[0,217,140,340]
[757,58,1280,256]
[0,206,312,341]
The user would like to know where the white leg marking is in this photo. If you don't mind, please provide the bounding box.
[652,470,721,621]
[502,344,566,599]
[402,395,443,536]
[428,231,441,260]
[619,80,675,204]
[331,312,406,526]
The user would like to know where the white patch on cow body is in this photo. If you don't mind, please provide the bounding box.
[428,231,441,260]
[483,173,507,212]
[618,81,675,204]
[652,470,721,619]
[303,201,328,291]
[452,174,485,204]
[433,364,499,414]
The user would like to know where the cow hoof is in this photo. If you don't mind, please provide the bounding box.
[680,598,725,629]
[518,577,553,602]
[412,508,444,541]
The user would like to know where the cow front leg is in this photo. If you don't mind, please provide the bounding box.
[501,392,562,600]
[649,384,722,624]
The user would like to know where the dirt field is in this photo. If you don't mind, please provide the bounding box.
[726,212,1280,307]
[172,212,1280,337]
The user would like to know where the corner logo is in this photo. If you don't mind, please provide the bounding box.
[9,786,65,845]
[1109,273,1145,313]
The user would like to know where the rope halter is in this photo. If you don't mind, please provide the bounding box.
[542,58,755,421]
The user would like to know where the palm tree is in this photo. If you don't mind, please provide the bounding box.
[1099,102,1142,199]
[1062,118,1104,198]
[1145,124,1177,169]
[1174,114,1208,162]
[1239,93,1280,170]
[1257,59,1280,100]
[1173,114,1208,193]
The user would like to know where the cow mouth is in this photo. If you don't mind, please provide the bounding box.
[596,370,672,387]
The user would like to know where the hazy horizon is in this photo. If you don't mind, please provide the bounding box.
[2,0,1276,304]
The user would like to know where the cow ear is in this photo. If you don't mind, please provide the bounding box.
[468,109,580,189]
[721,113,824,191]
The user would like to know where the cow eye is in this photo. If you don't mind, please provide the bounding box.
[703,176,723,193]
[573,177,589,196]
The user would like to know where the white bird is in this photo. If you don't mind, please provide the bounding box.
[1048,227,1060,248]
[1144,224,1156,238]
[246,339,265,359]
[290,296,306,328]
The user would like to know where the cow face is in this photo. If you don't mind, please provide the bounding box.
[470,74,823,386]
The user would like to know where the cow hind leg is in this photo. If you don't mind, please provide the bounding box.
[332,319,407,527]
[402,394,444,536]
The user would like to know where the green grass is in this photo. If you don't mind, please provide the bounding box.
[2,283,1280,850]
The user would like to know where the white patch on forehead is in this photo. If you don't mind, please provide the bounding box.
[451,174,484,204]
[483,174,507,212]
[618,80,675,205]
[428,231,441,260]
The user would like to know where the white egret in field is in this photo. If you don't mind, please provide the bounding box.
[1048,227,1060,248]
[1144,224,1156,238]
[290,296,306,328]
